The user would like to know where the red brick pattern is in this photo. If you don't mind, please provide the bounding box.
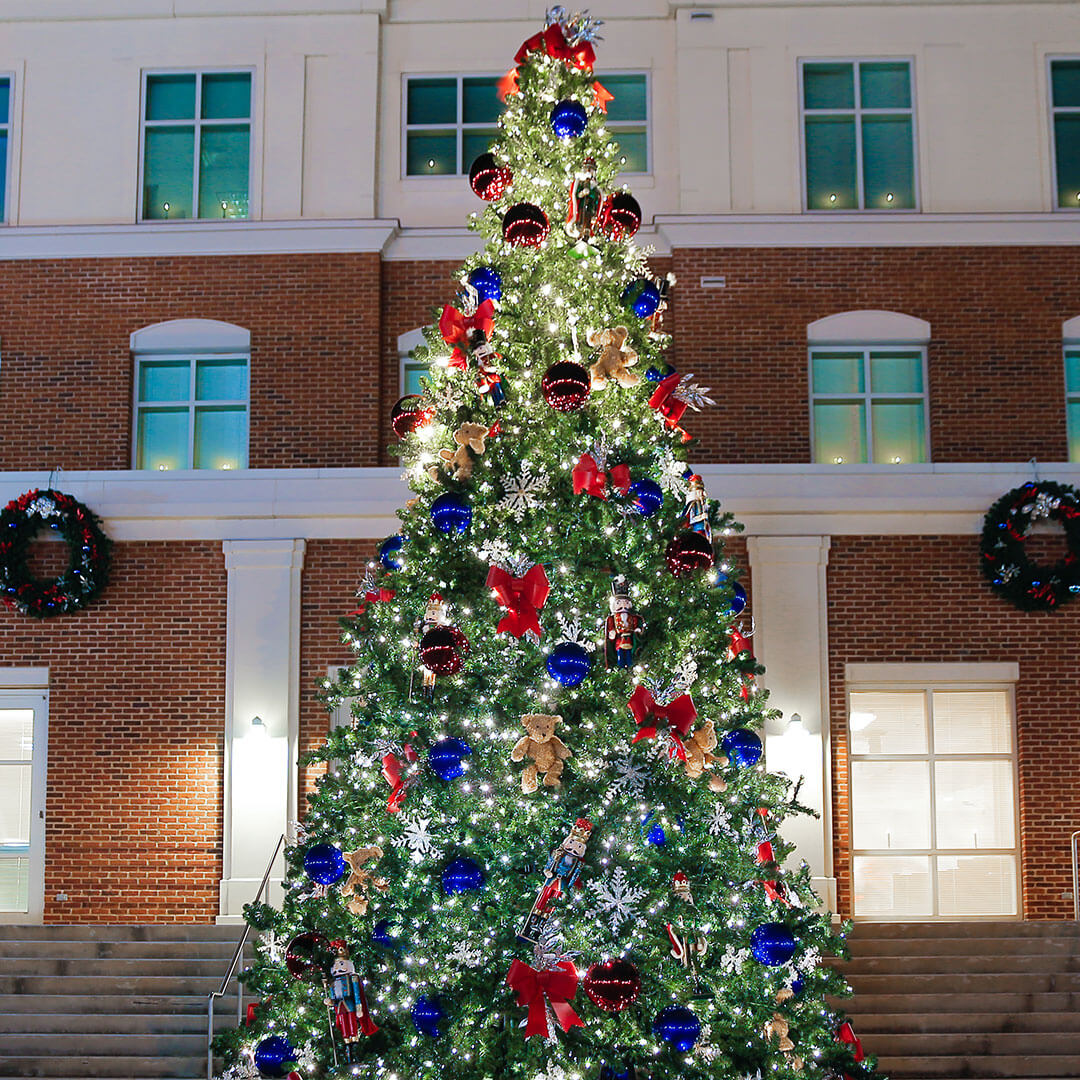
[0,541,226,923]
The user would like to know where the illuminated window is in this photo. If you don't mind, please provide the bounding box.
[0,75,10,222]
[1066,338,1080,461]
[1050,58,1080,209]
[398,328,428,395]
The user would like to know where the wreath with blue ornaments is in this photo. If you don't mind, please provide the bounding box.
[980,480,1080,611]
[0,489,112,618]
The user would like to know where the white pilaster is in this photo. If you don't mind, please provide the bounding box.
[746,536,836,910]
[218,539,306,922]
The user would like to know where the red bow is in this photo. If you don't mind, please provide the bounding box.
[627,684,698,760]
[760,879,793,907]
[728,627,754,660]
[593,80,614,112]
[505,959,584,1038]
[514,23,595,71]
[348,587,395,617]
[572,453,631,500]
[649,371,689,427]
[439,299,495,370]
[381,744,419,813]
[497,68,520,101]
[486,564,550,638]
[836,1020,865,1062]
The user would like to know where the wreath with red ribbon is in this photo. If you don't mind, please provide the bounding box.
[980,481,1080,611]
[0,489,112,617]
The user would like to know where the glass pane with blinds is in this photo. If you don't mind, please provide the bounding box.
[137,407,189,470]
[196,358,247,401]
[407,132,456,175]
[139,360,190,403]
[143,126,194,219]
[194,406,247,470]
[1066,350,1080,393]
[862,115,915,208]
[201,72,251,119]
[805,116,857,209]
[407,78,457,125]
[849,691,928,755]
[935,760,1015,849]
[871,401,926,464]
[813,351,865,394]
[937,854,1017,916]
[933,691,1011,754]
[0,709,33,761]
[612,129,648,173]
[602,74,648,122]
[851,760,931,849]
[462,130,498,171]
[198,125,250,219]
[859,61,911,109]
[462,77,501,124]
[803,62,855,110]
[814,401,866,464]
[1052,59,1080,108]
[1069,401,1080,462]
[403,362,428,396]
[146,74,196,120]
[870,351,923,393]
[1054,115,1080,208]
[853,855,932,917]
[0,764,31,844]
[0,857,29,913]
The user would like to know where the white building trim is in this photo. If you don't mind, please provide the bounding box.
[131,318,250,353]
[808,310,930,344]
[1064,315,1080,339]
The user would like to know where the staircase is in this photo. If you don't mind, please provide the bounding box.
[0,924,244,1080]
[841,921,1080,1080]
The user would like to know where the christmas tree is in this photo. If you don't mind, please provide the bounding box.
[217,11,874,1080]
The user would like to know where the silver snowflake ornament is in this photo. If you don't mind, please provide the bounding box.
[391,814,440,858]
[607,755,648,797]
[708,802,735,837]
[554,612,597,650]
[657,449,691,496]
[587,866,646,933]
[499,463,549,520]
[259,929,284,965]
[477,536,514,567]
[27,495,60,518]
[447,939,485,968]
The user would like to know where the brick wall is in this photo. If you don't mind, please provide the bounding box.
[827,534,1079,919]
[0,541,226,923]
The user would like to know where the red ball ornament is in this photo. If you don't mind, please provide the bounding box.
[391,395,434,439]
[420,625,468,675]
[502,202,551,247]
[583,958,642,1013]
[541,360,591,412]
[600,192,642,241]
[665,530,714,578]
[285,931,331,981]
[469,153,512,201]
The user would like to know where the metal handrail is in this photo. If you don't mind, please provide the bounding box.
[207,832,286,1080]
[1072,831,1080,921]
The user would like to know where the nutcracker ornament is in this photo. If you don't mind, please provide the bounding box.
[416,592,450,700]
[648,271,676,338]
[567,155,602,245]
[665,871,709,987]
[519,817,593,943]
[605,578,645,669]
[325,941,378,1062]
[681,474,712,543]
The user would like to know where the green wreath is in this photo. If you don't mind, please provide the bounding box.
[0,489,112,617]
[980,480,1080,611]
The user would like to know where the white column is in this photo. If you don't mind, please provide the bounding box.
[746,536,836,910]
[218,539,306,922]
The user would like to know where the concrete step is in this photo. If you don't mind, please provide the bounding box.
[0,976,223,995]
[876,1055,1080,1079]
[847,921,1080,940]
[0,940,236,960]
[0,957,233,977]
[0,925,238,942]
[870,1033,1080,1056]
[843,972,1080,995]
[0,1034,206,1056]
[843,953,1080,975]
[833,990,1080,1013]
[847,1011,1080,1034]
[847,936,1080,957]
[0,1012,234,1035]
[0,994,238,1015]
[0,1056,206,1078]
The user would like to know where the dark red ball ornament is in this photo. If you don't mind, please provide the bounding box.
[541,360,591,412]
[583,958,642,1013]
[285,931,331,981]
[502,202,551,247]
[391,395,434,439]
[665,530,714,578]
[600,192,642,241]
[420,625,468,675]
[469,153,512,201]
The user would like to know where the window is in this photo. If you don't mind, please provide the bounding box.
[800,59,916,210]
[1051,58,1080,208]
[0,75,10,222]
[140,70,252,220]
[846,671,1019,919]
[402,72,648,176]
[131,319,250,471]
[399,328,428,395]
[1066,331,1080,461]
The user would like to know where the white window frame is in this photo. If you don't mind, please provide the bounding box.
[600,70,652,176]
[130,319,251,471]
[398,327,428,396]
[1066,341,1080,462]
[138,67,256,222]
[845,663,1021,921]
[0,72,12,225]
[1049,55,1080,211]
[798,56,919,212]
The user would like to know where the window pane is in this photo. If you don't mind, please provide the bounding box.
[602,74,647,122]
[860,61,911,109]
[803,62,854,109]
[143,126,194,219]
[462,77,501,124]
[814,401,867,464]
[407,132,457,175]
[0,709,34,761]
[937,855,1017,917]
[137,407,189,470]
[196,359,247,401]
[1052,59,1080,108]
[201,72,251,119]
[194,406,247,470]
[462,129,498,171]
[0,858,29,914]
[871,401,926,464]
[403,363,427,396]
[612,128,648,173]
[853,855,932,918]
[0,77,9,121]
[805,116,857,208]
[198,125,249,219]
[849,691,928,755]
[812,351,865,394]
[862,115,915,208]
[407,78,457,125]
[0,764,32,844]
[1066,350,1080,392]
[1069,402,1080,462]
[146,74,196,120]
[0,131,7,221]
[851,760,931,849]
[139,360,190,403]
[1054,115,1080,208]
[870,351,923,393]
[933,691,1011,754]
[935,761,1015,850]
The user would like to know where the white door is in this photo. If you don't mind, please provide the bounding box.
[0,691,48,923]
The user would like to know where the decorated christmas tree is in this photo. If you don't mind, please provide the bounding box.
[217,11,875,1080]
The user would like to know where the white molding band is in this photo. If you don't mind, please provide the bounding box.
[845,661,1021,684]
[807,310,931,344]
[0,667,50,688]
[131,318,251,353]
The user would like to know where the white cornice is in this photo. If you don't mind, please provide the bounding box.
[2,463,1074,541]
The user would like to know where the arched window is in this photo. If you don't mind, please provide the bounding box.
[131,318,250,471]
[807,310,930,465]
[398,327,429,396]
[1064,316,1080,462]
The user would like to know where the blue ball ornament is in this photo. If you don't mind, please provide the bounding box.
[630,479,664,517]
[790,976,805,996]
[302,843,346,886]
[622,278,661,318]
[653,1003,701,1052]
[728,581,748,616]
[372,918,406,954]
[721,728,762,768]
[412,994,446,1038]
[642,812,667,847]
[379,533,406,570]
[253,1035,296,1078]
[442,855,485,895]
[468,264,503,302]
[430,493,472,534]
[546,641,591,687]
[428,737,472,781]
[550,99,588,138]
[751,922,798,967]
